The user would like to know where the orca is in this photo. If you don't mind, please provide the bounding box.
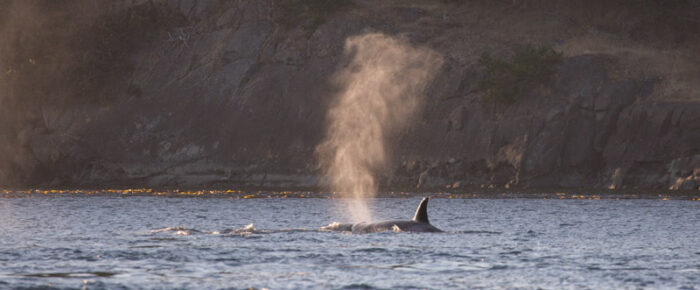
[323,197,442,233]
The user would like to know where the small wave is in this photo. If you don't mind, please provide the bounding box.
[128,245,162,249]
[450,230,503,235]
[149,237,178,241]
[149,227,175,233]
[151,225,258,236]
[320,222,353,232]
[339,283,378,289]
[489,265,509,270]
[150,226,200,236]
[353,248,388,253]
[20,271,118,278]
[226,223,257,234]
[269,228,317,234]
[151,224,323,238]
[500,250,522,256]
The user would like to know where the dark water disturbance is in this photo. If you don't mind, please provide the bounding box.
[0,194,699,289]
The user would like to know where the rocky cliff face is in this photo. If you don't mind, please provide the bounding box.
[1,0,698,190]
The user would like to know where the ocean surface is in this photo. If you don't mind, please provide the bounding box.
[1,193,699,289]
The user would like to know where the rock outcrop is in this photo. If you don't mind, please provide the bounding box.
[1,0,698,190]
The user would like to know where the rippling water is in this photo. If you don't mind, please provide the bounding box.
[1,194,699,289]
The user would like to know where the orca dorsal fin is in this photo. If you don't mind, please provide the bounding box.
[412,197,430,224]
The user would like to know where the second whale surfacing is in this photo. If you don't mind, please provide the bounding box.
[322,197,442,234]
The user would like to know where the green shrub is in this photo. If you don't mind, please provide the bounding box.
[477,45,562,106]
[274,0,352,33]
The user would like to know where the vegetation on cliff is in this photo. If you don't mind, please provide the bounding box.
[477,45,562,106]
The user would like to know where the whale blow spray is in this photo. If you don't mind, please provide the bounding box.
[317,33,443,222]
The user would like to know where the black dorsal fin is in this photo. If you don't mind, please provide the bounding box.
[412,197,430,224]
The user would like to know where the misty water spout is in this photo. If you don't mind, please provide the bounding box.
[317,33,442,222]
